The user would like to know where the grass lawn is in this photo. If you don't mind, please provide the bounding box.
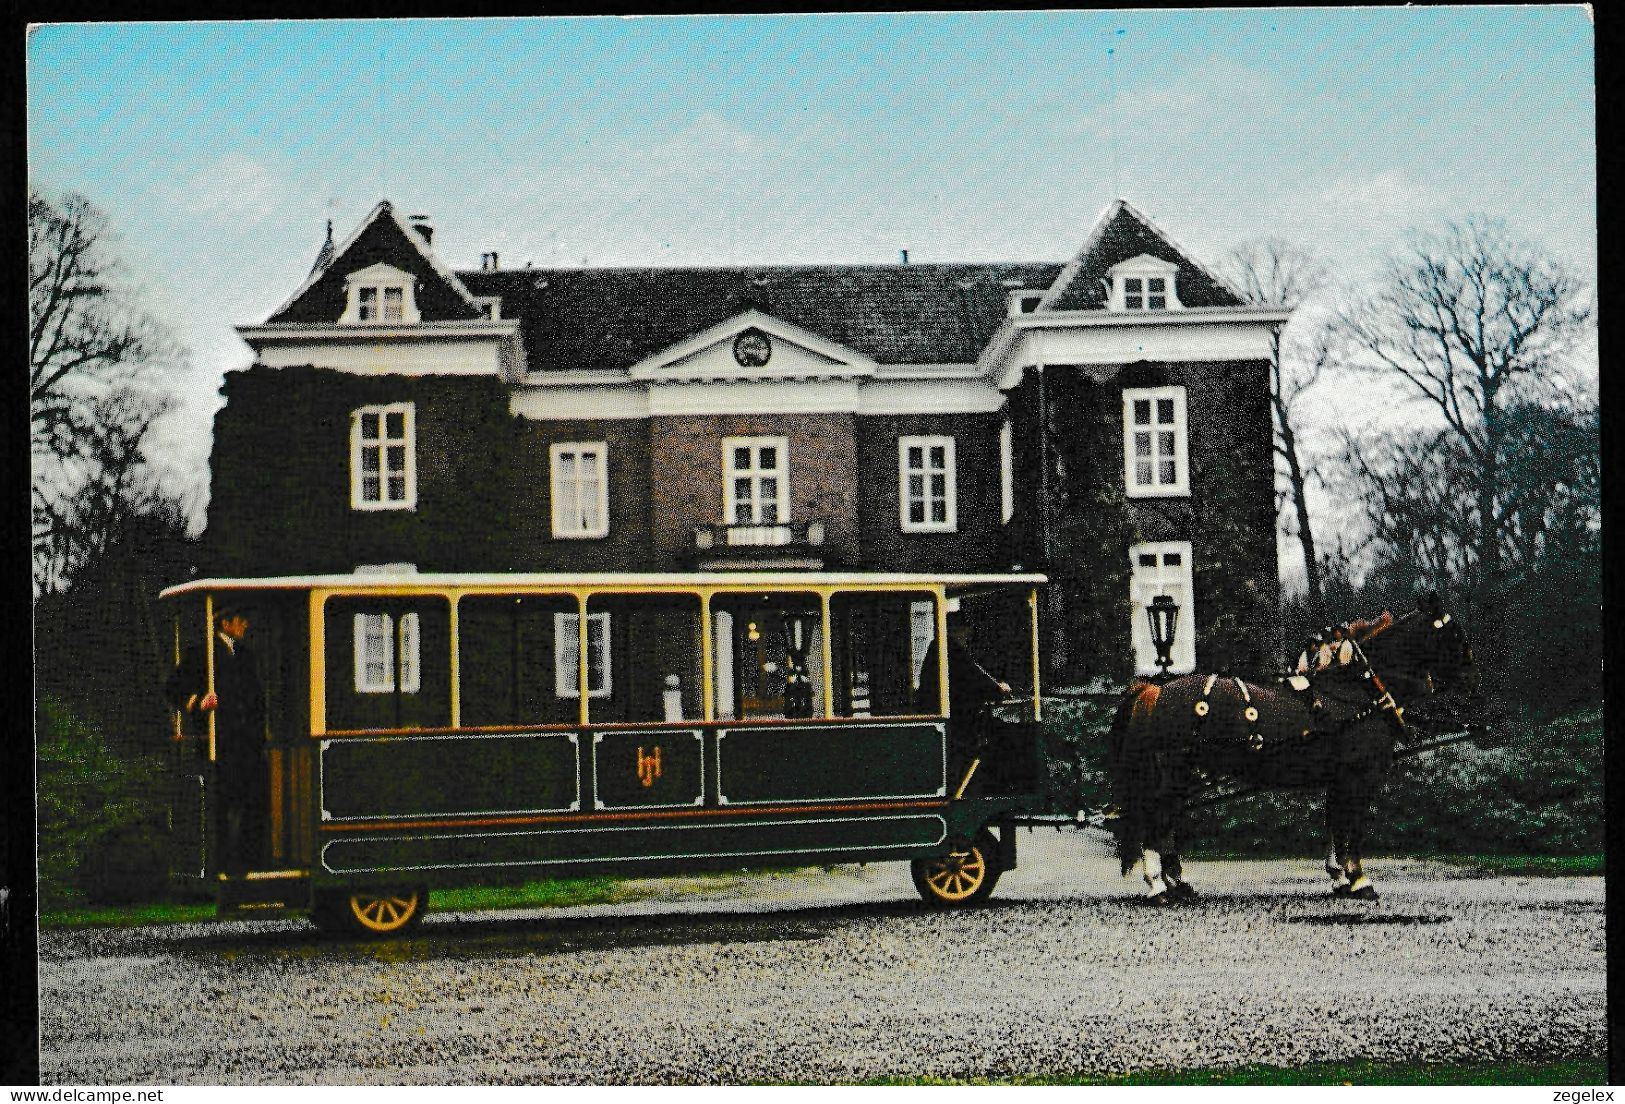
[864,1056,1606,1086]
[38,867,811,929]
[1183,850,1603,876]
[39,876,636,929]
[38,900,219,929]
[431,876,629,912]
[39,853,1599,930]
[1427,853,1603,876]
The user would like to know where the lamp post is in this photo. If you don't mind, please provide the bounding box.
[1146,594,1180,681]
[781,611,814,655]
[780,611,817,719]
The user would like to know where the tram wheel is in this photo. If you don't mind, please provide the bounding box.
[911,829,1001,907]
[311,886,428,936]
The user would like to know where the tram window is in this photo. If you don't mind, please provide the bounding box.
[457,595,581,727]
[555,612,611,699]
[710,593,823,721]
[950,590,1031,703]
[585,594,704,724]
[353,612,420,693]
[829,592,939,717]
[324,597,450,732]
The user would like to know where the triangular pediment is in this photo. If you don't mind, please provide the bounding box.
[627,311,877,382]
[267,201,483,325]
[1107,253,1179,275]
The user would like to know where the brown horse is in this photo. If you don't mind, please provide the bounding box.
[1105,593,1478,904]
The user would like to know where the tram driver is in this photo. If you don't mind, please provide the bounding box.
[916,614,1011,785]
[165,602,268,876]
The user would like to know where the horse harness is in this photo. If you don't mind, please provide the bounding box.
[1191,674,1265,751]
[1189,628,1412,753]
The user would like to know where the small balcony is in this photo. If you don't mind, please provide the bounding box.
[691,520,828,570]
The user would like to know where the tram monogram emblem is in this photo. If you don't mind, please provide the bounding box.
[637,745,663,788]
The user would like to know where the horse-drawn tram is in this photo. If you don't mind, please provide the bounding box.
[159,570,1049,934]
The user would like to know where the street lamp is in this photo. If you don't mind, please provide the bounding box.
[1146,594,1180,679]
[781,611,815,655]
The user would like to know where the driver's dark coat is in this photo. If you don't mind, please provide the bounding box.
[164,637,266,804]
[915,636,1005,718]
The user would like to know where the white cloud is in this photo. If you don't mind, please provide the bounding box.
[174,153,285,218]
[643,111,770,166]
[1318,169,1446,224]
[1073,58,1286,149]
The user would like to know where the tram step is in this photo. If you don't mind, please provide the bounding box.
[217,870,310,912]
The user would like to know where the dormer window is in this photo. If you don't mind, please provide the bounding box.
[1123,276,1165,310]
[1107,255,1181,312]
[341,263,420,325]
[360,286,404,322]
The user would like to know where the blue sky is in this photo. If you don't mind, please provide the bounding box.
[27,9,1597,508]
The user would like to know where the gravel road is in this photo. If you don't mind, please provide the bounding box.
[37,829,1606,1085]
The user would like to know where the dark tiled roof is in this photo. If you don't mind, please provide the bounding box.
[1047,205,1243,311]
[458,262,1064,372]
[271,208,483,325]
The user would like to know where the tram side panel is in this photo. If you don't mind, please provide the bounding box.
[306,587,1029,889]
[313,721,951,882]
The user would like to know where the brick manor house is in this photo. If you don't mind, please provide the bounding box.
[204,198,1288,687]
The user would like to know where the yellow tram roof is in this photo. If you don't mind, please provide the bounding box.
[160,570,1047,600]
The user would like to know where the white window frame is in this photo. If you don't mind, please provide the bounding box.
[554,612,612,700]
[1122,386,1189,498]
[908,599,937,691]
[1129,541,1196,676]
[549,442,610,539]
[340,263,421,325]
[350,403,417,511]
[999,419,1015,524]
[353,612,421,694]
[722,436,790,525]
[1107,254,1182,312]
[898,435,958,533]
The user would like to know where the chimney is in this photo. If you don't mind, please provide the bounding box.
[741,276,771,314]
[408,214,433,247]
[899,249,909,265]
[480,252,500,271]
[1006,289,1043,316]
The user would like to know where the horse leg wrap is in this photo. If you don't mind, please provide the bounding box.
[1326,850,1350,890]
[1348,874,1376,900]
[1141,849,1168,898]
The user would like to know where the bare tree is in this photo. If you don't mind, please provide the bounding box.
[30,189,181,592]
[1337,216,1594,663]
[1221,238,1333,611]
[32,390,174,594]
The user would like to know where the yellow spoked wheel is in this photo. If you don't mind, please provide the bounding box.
[349,889,424,933]
[313,886,427,937]
[911,829,1001,907]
